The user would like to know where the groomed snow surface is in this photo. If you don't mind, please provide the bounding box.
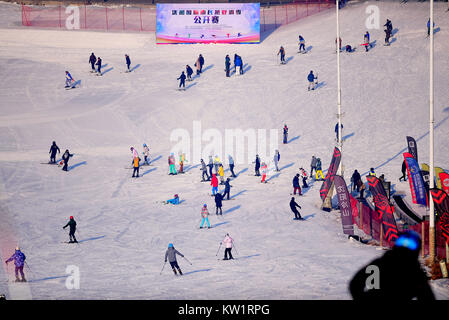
[0,0,448,299]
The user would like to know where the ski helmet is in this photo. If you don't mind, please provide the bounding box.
[174,194,178,198]
[15,246,20,251]
[168,243,173,248]
[203,204,207,207]
[70,216,73,219]
[143,144,146,147]
[394,230,421,252]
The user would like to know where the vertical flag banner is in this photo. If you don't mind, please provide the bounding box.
[334,175,354,235]
[156,3,260,44]
[439,172,449,195]
[430,188,449,244]
[406,136,418,162]
[366,175,399,244]
[319,147,341,201]
[435,167,445,189]
[403,152,428,206]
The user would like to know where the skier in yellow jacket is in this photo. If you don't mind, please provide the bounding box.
[218,164,225,185]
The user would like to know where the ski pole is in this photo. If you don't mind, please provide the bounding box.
[182,256,192,265]
[25,261,36,278]
[233,243,239,256]
[160,261,166,275]
[216,242,222,256]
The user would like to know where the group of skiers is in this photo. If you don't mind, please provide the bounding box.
[350,167,377,199]
[178,54,205,89]
[224,54,244,77]
[48,141,73,171]
[309,155,324,181]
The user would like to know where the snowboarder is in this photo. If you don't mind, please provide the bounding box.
[61,149,73,172]
[223,178,232,200]
[5,247,26,282]
[211,173,219,195]
[335,122,344,141]
[142,144,150,165]
[125,54,131,72]
[273,150,280,171]
[164,194,180,205]
[177,71,186,89]
[299,167,308,188]
[283,124,288,144]
[222,233,234,260]
[164,243,184,275]
[65,71,75,88]
[168,153,177,175]
[307,71,317,91]
[200,204,211,229]
[368,167,376,177]
[49,141,60,164]
[132,155,140,178]
[63,216,78,243]
[351,169,362,192]
[399,160,407,182]
[277,46,286,64]
[228,155,236,177]
[290,197,303,220]
[363,31,370,52]
[293,174,302,195]
[315,158,324,181]
[200,159,210,181]
[215,192,223,215]
[298,35,305,53]
[310,155,317,178]
[349,230,435,300]
[186,65,193,81]
[218,164,225,185]
[96,57,102,74]
[225,55,231,77]
[254,154,261,176]
[89,52,96,72]
[261,162,268,183]
[208,156,214,178]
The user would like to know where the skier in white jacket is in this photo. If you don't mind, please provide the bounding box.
[222,233,234,260]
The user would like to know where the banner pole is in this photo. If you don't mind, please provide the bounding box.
[336,0,343,178]
[429,0,435,265]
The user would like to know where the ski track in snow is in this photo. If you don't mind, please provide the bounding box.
[0,1,448,299]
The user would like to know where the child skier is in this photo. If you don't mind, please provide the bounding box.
[283,124,288,144]
[89,52,96,72]
[143,144,150,165]
[368,167,376,177]
[307,71,317,91]
[63,216,78,243]
[299,167,309,188]
[132,155,140,178]
[168,153,177,175]
[164,194,180,205]
[61,149,73,172]
[200,204,211,229]
[290,197,303,220]
[5,247,27,282]
[261,162,268,183]
[211,174,219,195]
[363,31,370,52]
[273,150,280,171]
[65,71,75,88]
[96,57,102,74]
[177,71,186,89]
[164,243,184,275]
[178,152,186,173]
[277,46,286,64]
[49,141,60,164]
[186,65,193,81]
[125,54,131,72]
[298,35,305,53]
[222,234,234,260]
[218,164,225,185]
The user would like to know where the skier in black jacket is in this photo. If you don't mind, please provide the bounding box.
[186,65,193,81]
[349,230,435,300]
[254,155,261,176]
[215,192,223,215]
[290,197,303,220]
[63,216,78,243]
[89,52,96,72]
[49,141,60,164]
[351,170,361,192]
[125,54,131,71]
[177,71,186,89]
[198,54,204,73]
[61,149,73,172]
[222,178,232,200]
[399,160,407,182]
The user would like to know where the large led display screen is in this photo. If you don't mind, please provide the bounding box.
[156,3,260,44]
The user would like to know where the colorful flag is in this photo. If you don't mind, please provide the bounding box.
[404,153,428,206]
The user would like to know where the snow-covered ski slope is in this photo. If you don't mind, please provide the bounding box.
[0,1,448,299]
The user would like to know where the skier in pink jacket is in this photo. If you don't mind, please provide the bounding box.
[222,233,234,260]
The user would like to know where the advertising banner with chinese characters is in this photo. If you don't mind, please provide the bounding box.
[156,3,260,44]
[334,175,354,235]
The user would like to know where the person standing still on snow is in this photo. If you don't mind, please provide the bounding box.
[49,141,60,164]
[225,55,231,77]
[61,149,73,172]
[89,52,96,72]
[254,155,261,176]
[200,204,211,229]
[261,162,268,183]
[399,160,407,182]
[293,174,302,195]
[363,31,370,52]
[96,57,102,74]
[310,155,318,178]
[178,152,185,174]
[223,178,232,200]
[168,153,177,175]
[228,155,236,177]
[298,35,305,52]
[132,155,140,178]
[200,159,209,181]
[218,164,225,185]
[125,54,131,71]
[215,192,223,215]
[315,158,324,181]
[274,150,280,171]
[277,46,286,64]
[143,144,150,165]
[63,216,78,243]
[208,156,214,178]
[165,243,184,275]
[335,123,344,141]
[290,197,303,220]
[307,71,317,91]
[198,54,204,73]
[336,37,342,52]
[427,18,435,37]
[5,247,27,282]
[283,124,288,144]
[211,173,219,196]
[222,234,234,260]
[351,169,362,192]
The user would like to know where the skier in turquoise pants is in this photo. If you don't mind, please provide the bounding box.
[200,204,211,229]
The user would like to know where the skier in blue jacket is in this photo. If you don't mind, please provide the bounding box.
[307,71,317,91]
[177,71,186,89]
[65,71,75,88]
[125,54,131,71]
[427,18,435,36]
[5,247,27,282]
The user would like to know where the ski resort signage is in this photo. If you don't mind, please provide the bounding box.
[334,175,354,235]
[403,152,428,207]
[156,3,260,44]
